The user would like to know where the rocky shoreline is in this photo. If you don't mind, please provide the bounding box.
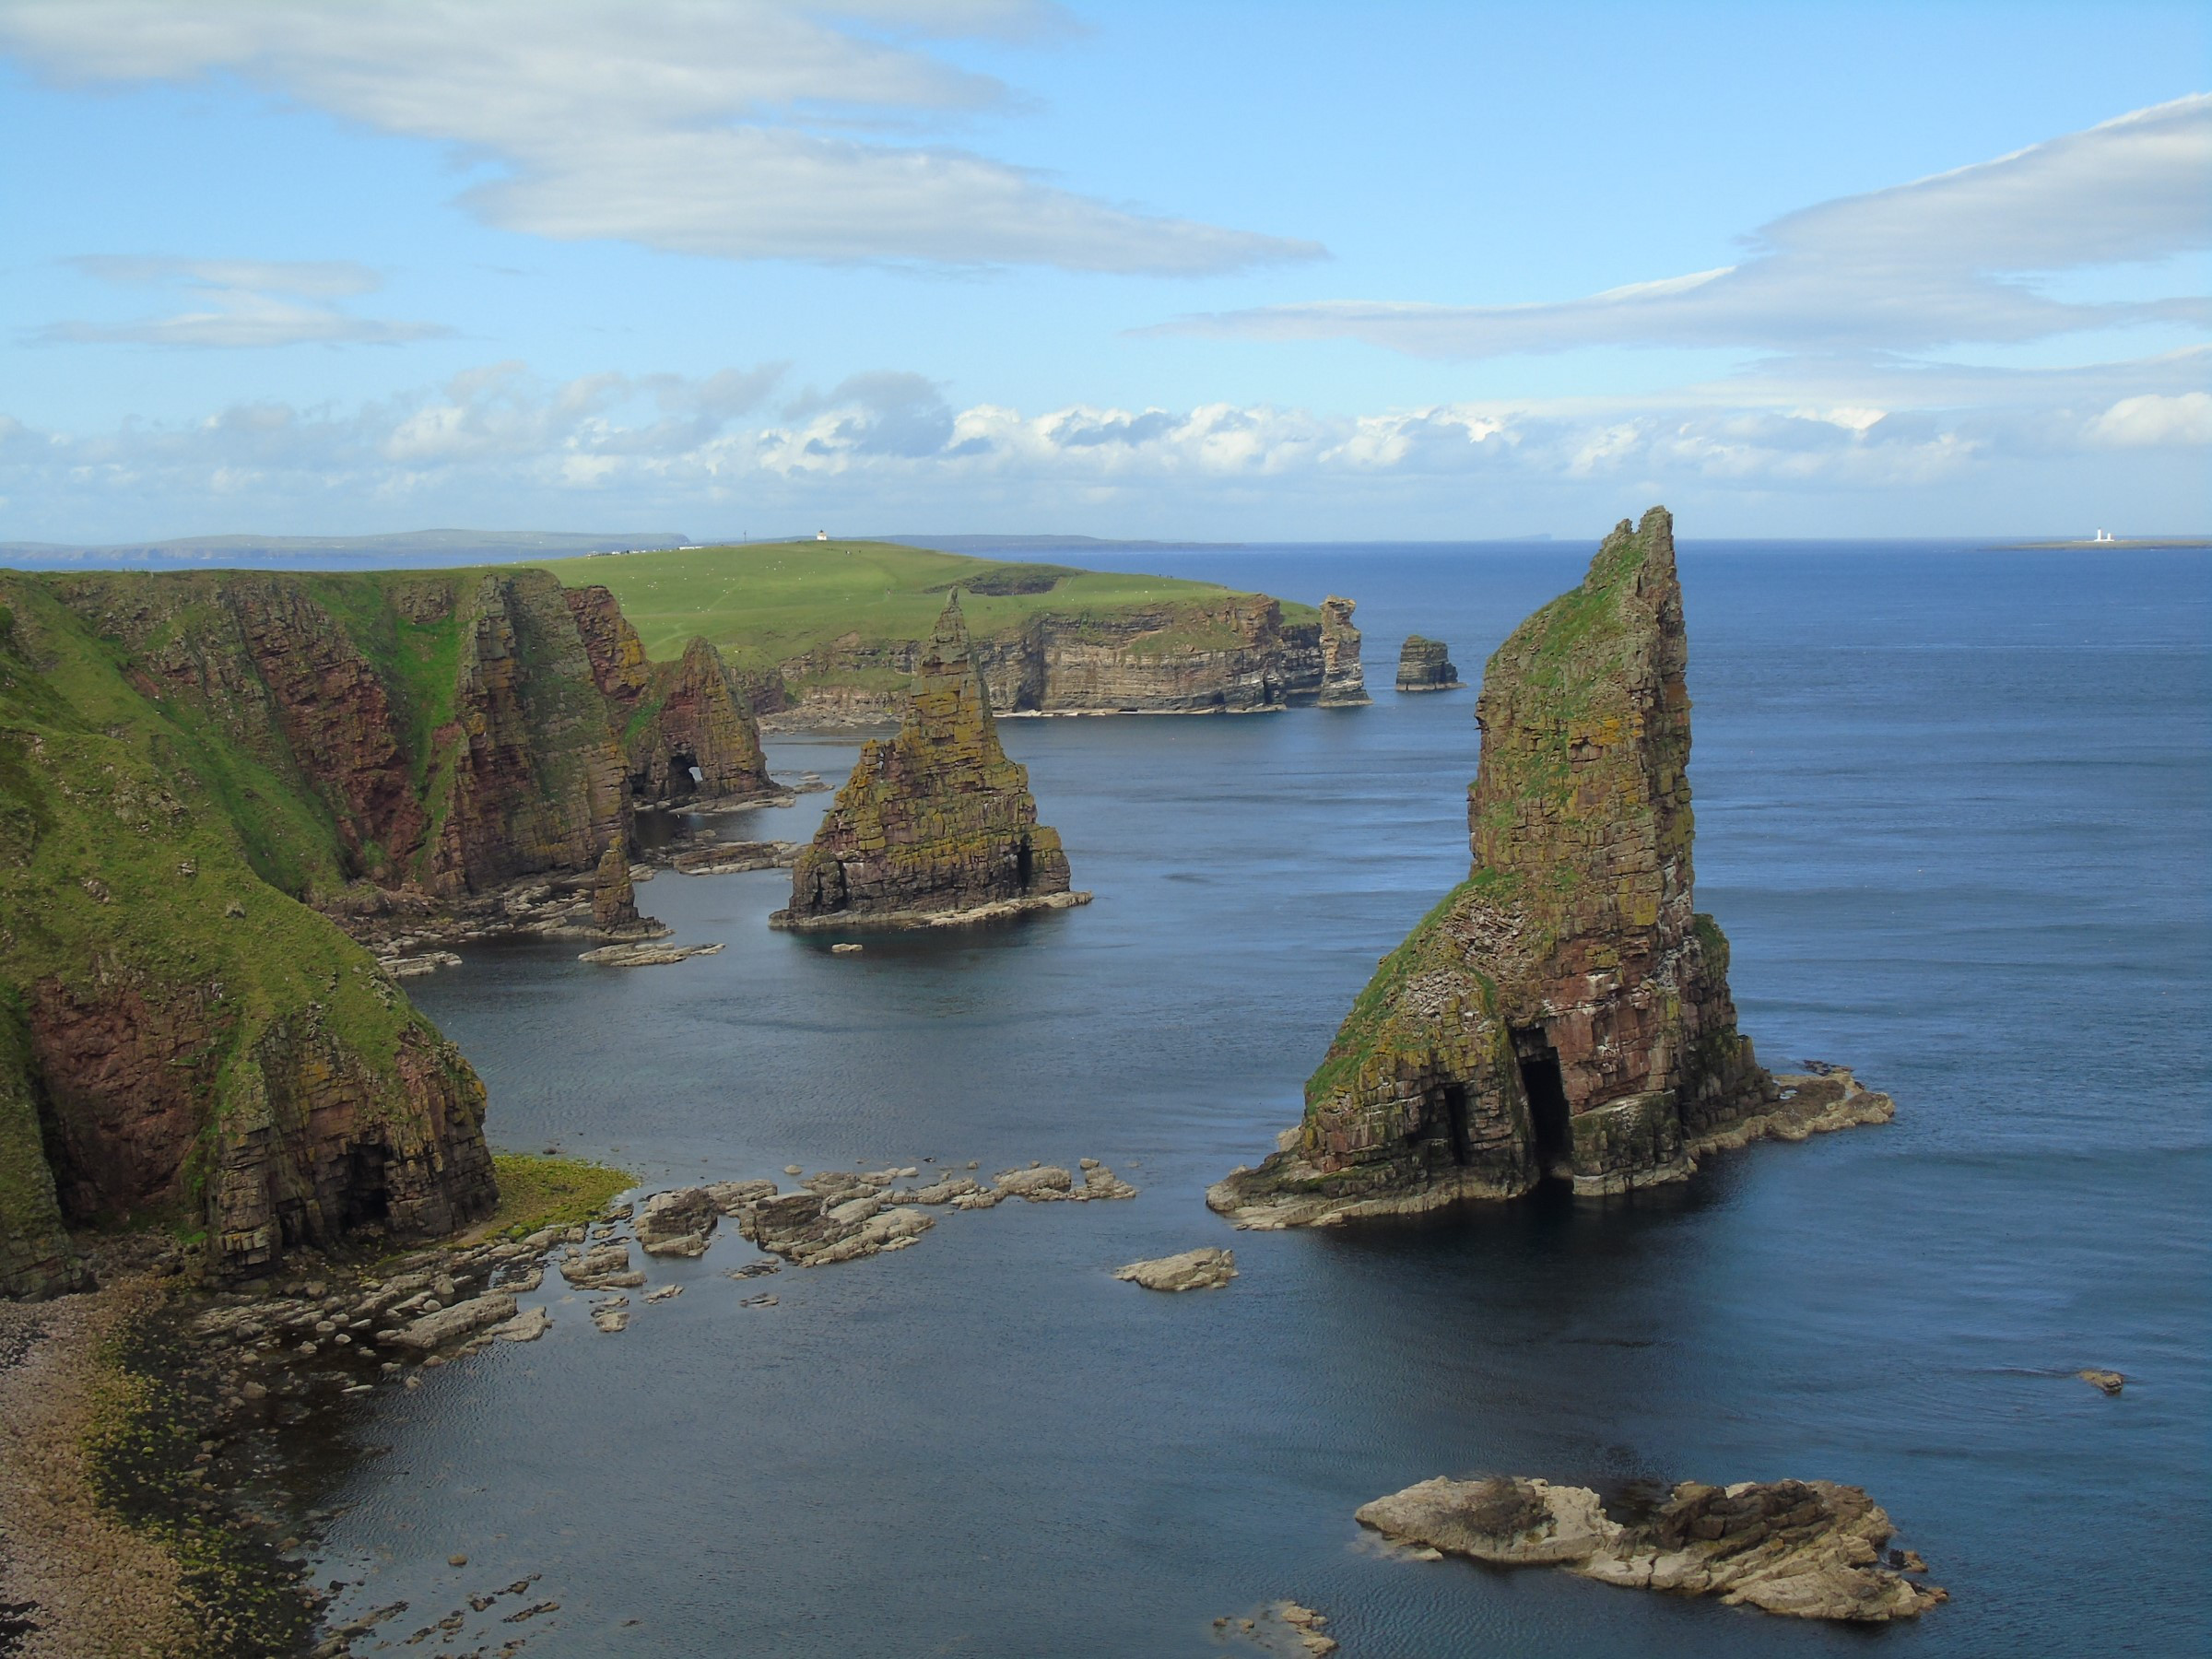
[0,1153,1144,1656]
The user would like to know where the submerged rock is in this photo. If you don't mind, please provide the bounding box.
[577,940,724,967]
[2078,1369,2125,1394]
[1212,509,1878,1229]
[1357,1474,1946,1622]
[771,594,1088,930]
[1394,634,1462,692]
[1114,1247,1236,1291]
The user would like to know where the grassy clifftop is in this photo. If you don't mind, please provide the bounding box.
[538,539,1316,671]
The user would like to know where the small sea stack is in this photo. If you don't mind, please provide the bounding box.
[771,594,1089,931]
[1395,635,1463,692]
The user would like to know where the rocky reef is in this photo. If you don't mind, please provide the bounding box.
[1211,508,1887,1228]
[1356,1474,1945,1622]
[0,565,777,1294]
[1395,635,1462,692]
[773,594,1088,930]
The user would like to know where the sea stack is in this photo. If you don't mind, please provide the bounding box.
[1317,596,1371,706]
[1210,507,1888,1228]
[1395,635,1462,692]
[771,594,1088,930]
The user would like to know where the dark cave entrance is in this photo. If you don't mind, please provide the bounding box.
[344,1143,391,1229]
[1513,1029,1571,1178]
[1440,1082,1472,1165]
[1015,840,1034,888]
[668,750,702,794]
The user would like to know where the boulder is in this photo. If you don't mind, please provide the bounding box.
[636,1188,719,1256]
[387,1292,519,1351]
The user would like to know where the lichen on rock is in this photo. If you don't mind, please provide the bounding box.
[1212,508,1882,1228]
[771,594,1089,930]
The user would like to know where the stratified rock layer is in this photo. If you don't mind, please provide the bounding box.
[1317,596,1371,706]
[773,594,1084,929]
[1212,508,1856,1227]
[1395,635,1462,692]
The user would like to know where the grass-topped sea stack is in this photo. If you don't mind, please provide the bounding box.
[1211,507,1892,1228]
[773,594,1088,931]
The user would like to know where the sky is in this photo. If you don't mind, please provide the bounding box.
[0,0,2206,544]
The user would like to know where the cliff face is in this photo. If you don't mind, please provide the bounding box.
[0,565,770,1294]
[565,587,771,800]
[1396,636,1463,692]
[774,594,1080,929]
[1317,596,1371,706]
[1211,509,1786,1225]
[0,578,503,1293]
[765,595,1364,724]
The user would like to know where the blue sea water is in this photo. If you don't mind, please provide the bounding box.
[319,543,2209,1656]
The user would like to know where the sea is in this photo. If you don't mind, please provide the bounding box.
[304,542,2207,1657]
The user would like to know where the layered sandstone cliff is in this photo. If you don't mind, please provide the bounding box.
[1317,596,1371,706]
[1210,508,1881,1228]
[1396,635,1463,692]
[773,594,1085,929]
[764,593,1367,726]
[0,566,771,1294]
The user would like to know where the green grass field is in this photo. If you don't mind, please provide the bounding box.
[538,539,1312,667]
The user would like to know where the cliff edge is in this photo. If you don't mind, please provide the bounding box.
[1210,508,1886,1228]
[773,594,1087,930]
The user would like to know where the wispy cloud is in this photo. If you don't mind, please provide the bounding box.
[34,255,448,347]
[0,1,1322,275]
[1160,96,2212,357]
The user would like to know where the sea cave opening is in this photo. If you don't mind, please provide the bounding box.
[1513,1029,1571,1178]
[343,1143,391,1228]
[668,750,702,794]
[1015,840,1034,888]
[1440,1081,1472,1165]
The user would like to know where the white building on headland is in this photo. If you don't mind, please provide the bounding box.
[816,529,830,541]
[2092,529,2116,543]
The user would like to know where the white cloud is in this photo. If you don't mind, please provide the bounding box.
[2086,391,2212,448]
[1163,96,2212,357]
[0,0,1320,274]
[4,350,2203,538]
[34,255,447,347]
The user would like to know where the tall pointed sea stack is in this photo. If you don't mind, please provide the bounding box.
[771,594,1088,930]
[1211,507,1889,1227]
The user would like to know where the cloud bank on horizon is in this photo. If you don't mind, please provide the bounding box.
[0,2,2203,539]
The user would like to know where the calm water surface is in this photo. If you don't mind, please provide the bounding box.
[320,545,2209,1656]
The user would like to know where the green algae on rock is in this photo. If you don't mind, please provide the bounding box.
[772,594,1088,931]
[1210,507,1890,1229]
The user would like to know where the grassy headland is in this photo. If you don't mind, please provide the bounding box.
[539,539,1315,674]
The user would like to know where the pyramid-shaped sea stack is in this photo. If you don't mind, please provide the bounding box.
[771,594,1089,931]
[1211,507,1891,1227]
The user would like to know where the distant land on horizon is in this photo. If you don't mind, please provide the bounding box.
[4,525,2206,572]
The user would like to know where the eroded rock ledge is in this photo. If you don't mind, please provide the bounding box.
[1358,1474,1945,1623]
[1210,508,1890,1229]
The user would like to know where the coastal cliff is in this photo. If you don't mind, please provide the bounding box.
[771,594,1367,724]
[773,594,1085,930]
[0,566,773,1292]
[1210,508,1879,1228]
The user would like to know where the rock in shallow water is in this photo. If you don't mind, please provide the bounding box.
[387,1292,518,1352]
[1356,1475,1947,1622]
[1114,1248,1237,1292]
[636,1187,719,1256]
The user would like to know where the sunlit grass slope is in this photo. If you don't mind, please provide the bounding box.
[538,539,1314,668]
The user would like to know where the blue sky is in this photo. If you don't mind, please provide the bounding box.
[0,0,2206,543]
